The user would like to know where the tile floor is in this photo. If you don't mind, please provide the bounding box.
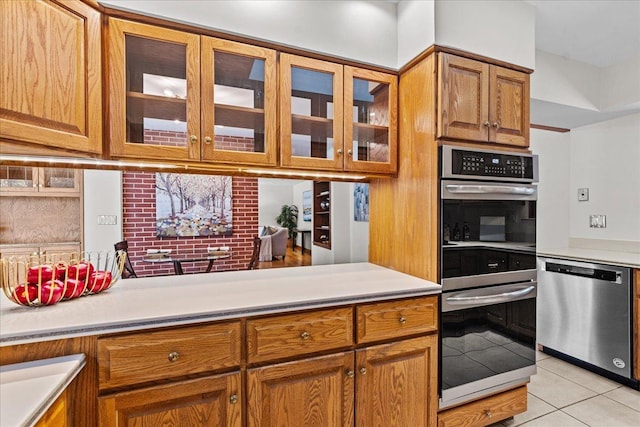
[489,351,640,427]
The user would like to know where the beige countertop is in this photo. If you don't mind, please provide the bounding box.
[0,354,85,427]
[0,262,441,346]
[537,247,640,269]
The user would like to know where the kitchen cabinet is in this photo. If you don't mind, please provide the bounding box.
[280,54,397,174]
[35,389,67,427]
[0,0,102,155]
[313,181,331,249]
[437,386,527,427]
[437,53,529,147]
[107,18,277,166]
[0,166,81,196]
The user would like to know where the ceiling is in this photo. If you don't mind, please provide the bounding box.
[529,0,640,129]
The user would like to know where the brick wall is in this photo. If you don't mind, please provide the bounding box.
[143,129,254,152]
[122,172,258,277]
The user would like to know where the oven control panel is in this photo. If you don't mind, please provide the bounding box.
[442,146,537,182]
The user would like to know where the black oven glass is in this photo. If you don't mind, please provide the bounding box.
[441,298,536,391]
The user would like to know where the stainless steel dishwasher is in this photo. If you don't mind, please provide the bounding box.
[537,256,637,388]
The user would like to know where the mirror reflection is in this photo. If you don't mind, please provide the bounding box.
[0,166,369,278]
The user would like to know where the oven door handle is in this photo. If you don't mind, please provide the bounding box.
[445,184,536,196]
[445,285,535,306]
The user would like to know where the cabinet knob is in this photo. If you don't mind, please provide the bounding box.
[484,121,490,127]
[337,148,343,156]
[300,331,311,340]
[229,394,239,404]
[485,409,492,418]
[492,122,500,129]
[359,367,367,375]
[204,136,212,144]
[189,135,198,143]
[399,316,407,324]
[168,351,180,362]
[347,149,353,157]
[346,369,355,378]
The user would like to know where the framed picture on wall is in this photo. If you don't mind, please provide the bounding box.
[354,183,369,222]
[302,190,311,222]
[156,173,233,237]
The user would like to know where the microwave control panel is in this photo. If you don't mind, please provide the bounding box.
[449,149,536,180]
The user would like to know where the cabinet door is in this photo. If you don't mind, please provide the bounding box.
[108,18,201,161]
[247,352,354,427]
[489,66,530,147]
[438,54,490,142]
[38,168,80,195]
[201,38,277,166]
[99,373,242,427]
[280,54,344,171]
[0,0,102,154]
[355,335,438,427]
[344,67,397,174]
[0,166,39,194]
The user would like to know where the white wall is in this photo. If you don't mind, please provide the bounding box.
[529,129,571,250]
[293,181,312,250]
[397,0,435,68]
[569,113,640,242]
[349,183,370,262]
[257,179,295,229]
[83,170,123,253]
[434,0,535,70]
[101,0,398,69]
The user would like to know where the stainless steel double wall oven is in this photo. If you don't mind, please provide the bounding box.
[439,145,539,409]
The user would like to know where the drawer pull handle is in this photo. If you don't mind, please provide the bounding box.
[300,331,311,340]
[346,369,355,378]
[229,394,239,404]
[485,409,492,418]
[399,316,407,324]
[168,351,180,362]
[359,367,367,375]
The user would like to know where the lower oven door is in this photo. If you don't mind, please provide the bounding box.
[440,281,537,409]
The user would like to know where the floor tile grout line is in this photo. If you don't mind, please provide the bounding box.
[599,392,640,414]
[535,364,620,396]
[558,408,591,426]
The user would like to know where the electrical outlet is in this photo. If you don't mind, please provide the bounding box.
[97,215,118,225]
[578,188,589,201]
[589,214,606,228]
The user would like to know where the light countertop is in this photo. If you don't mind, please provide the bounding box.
[537,248,640,269]
[0,354,85,427]
[0,263,441,346]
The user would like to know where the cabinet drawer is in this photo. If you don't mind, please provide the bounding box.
[356,296,438,344]
[438,386,527,427]
[98,321,241,390]
[246,307,353,364]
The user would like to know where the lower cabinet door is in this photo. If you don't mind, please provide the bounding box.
[99,372,242,427]
[247,352,355,427]
[355,335,438,427]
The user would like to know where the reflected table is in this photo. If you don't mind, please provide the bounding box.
[292,228,311,254]
[142,251,231,275]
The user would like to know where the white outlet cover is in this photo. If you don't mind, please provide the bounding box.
[578,188,589,201]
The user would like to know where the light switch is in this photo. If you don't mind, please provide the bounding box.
[589,214,606,228]
[97,215,118,225]
[578,188,589,201]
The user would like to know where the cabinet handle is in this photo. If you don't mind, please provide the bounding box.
[300,331,311,340]
[484,121,490,127]
[359,367,367,375]
[399,316,407,324]
[492,122,500,129]
[347,149,353,157]
[346,369,355,378]
[204,136,212,144]
[168,351,180,362]
[189,135,198,143]
[229,394,239,404]
[484,409,492,418]
[337,148,343,156]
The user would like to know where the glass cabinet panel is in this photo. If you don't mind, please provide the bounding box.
[40,168,76,191]
[0,166,37,192]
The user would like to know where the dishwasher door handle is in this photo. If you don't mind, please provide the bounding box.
[544,262,622,284]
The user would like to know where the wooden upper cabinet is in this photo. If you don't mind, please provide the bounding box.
[201,38,277,166]
[0,0,102,154]
[344,67,398,174]
[280,54,345,171]
[107,18,201,161]
[438,53,529,147]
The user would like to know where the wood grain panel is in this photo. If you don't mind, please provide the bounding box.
[0,336,99,426]
[437,386,527,427]
[247,352,354,427]
[355,335,438,427]
[35,389,67,427]
[634,269,640,380]
[99,372,242,427]
[246,307,353,364]
[369,53,439,281]
[0,0,102,154]
[490,66,530,147]
[98,321,241,390]
[356,296,438,344]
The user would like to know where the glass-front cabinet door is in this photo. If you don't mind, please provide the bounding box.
[108,18,201,161]
[201,38,277,166]
[280,54,344,171]
[0,166,38,194]
[39,168,80,194]
[344,67,397,174]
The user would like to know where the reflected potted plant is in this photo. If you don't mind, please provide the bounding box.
[275,204,299,244]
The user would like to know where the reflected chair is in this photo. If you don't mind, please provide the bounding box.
[248,237,262,270]
[114,240,138,279]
